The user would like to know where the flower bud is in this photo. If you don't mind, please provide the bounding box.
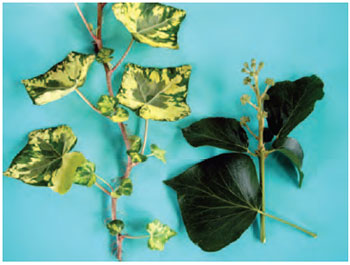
[240,94,251,105]
[240,116,250,126]
[265,78,275,86]
[243,77,251,85]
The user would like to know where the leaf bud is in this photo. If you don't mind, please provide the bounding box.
[240,94,251,105]
[243,62,249,68]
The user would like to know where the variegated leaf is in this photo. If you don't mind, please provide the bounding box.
[111,178,133,198]
[107,220,125,236]
[117,63,192,121]
[22,52,95,105]
[127,150,148,163]
[73,160,97,187]
[147,219,176,251]
[112,3,186,49]
[128,135,142,152]
[150,144,166,163]
[97,95,129,123]
[4,125,88,194]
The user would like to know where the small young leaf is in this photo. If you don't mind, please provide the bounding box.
[97,95,118,116]
[128,135,142,152]
[164,153,260,251]
[107,220,125,236]
[146,220,176,250]
[111,178,133,198]
[127,151,148,163]
[97,95,129,122]
[264,75,324,143]
[112,3,186,49]
[150,144,166,163]
[273,137,304,187]
[117,63,192,121]
[73,160,97,187]
[182,117,249,152]
[22,52,95,105]
[110,107,129,123]
[96,47,114,64]
[4,125,88,194]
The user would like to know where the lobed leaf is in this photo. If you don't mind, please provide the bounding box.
[22,52,95,105]
[4,125,90,194]
[182,117,249,152]
[112,3,186,49]
[273,137,304,187]
[164,153,260,251]
[73,160,97,187]
[146,219,176,250]
[97,95,129,123]
[264,75,324,144]
[150,144,166,163]
[117,63,192,121]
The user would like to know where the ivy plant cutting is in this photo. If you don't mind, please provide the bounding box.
[165,59,324,251]
[4,3,191,261]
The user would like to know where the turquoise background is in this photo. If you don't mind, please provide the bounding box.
[3,3,348,261]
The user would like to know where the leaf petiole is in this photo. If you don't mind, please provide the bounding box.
[256,210,317,238]
[96,175,113,191]
[123,234,150,240]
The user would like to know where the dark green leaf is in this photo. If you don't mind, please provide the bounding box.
[263,127,274,143]
[264,75,324,143]
[164,153,260,251]
[182,117,249,152]
[273,137,304,187]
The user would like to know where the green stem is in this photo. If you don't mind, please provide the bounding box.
[258,154,266,243]
[96,175,113,191]
[257,210,317,238]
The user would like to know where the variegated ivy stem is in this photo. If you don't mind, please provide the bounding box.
[141,119,149,155]
[75,3,147,261]
[242,59,274,244]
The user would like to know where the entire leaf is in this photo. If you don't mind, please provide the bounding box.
[182,117,249,152]
[264,75,324,144]
[97,95,129,123]
[117,63,192,121]
[164,153,261,252]
[150,144,166,163]
[146,219,177,250]
[73,160,97,187]
[22,52,95,105]
[273,137,304,187]
[111,178,133,198]
[107,220,125,236]
[4,125,88,194]
[112,3,186,49]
